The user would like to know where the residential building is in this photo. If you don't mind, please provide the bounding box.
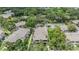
[65,32,79,44]
[0,10,14,19]
[33,27,48,43]
[5,28,30,42]
[15,21,26,29]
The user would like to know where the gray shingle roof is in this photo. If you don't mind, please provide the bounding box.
[33,27,48,41]
[65,31,79,44]
[15,21,26,27]
[0,10,14,18]
[5,28,30,42]
[72,20,79,24]
[45,23,68,31]
[1,14,11,18]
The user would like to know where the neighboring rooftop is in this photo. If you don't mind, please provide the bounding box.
[65,31,79,44]
[45,23,68,32]
[5,28,30,42]
[20,16,28,19]
[15,21,26,27]
[33,27,48,41]
[4,10,14,14]
[72,20,79,24]
[0,10,14,18]
[1,14,12,19]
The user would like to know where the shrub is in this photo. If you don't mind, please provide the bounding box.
[67,23,77,32]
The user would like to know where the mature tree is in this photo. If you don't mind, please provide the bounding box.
[0,39,28,51]
[48,26,73,50]
[0,41,11,51]
[24,8,38,16]
[26,15,36,27]
[46,8,74,23]
[10,39,28,51]
[1,17,15,31]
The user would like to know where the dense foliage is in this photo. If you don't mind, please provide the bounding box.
[48,26,73,50]
[0,39,28,51]
[30,42,48,51]
[0,17,15,31]
[0,7,78,51]
[67,23,77,32]
[26,15,36,27]
[0,7,79,22]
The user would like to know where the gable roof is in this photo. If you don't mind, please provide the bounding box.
[72,20,79,24]
[4,10,14,15]
[5,28,30,42]
[15,21,26,27]
[45,23,68,31]
[0,10,14,18]
[33,27,48,41]
[1,14,11,18]
[65,31,79,42]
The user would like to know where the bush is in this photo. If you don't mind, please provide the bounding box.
[67,23,77,32]
[30,41,48,51]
